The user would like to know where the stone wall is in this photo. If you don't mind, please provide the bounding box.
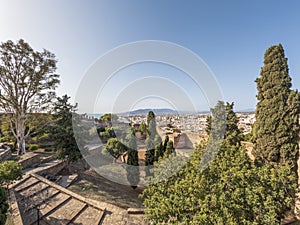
[0,145,12,162]
[36,160,67,176]
[18,153,41,169]
[174,133,193,149]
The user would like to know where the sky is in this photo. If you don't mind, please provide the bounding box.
[0,0,300,113]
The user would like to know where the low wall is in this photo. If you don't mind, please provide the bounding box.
[18,153,41,169]
[36,160,67,176]
[8,188,24,225]
[0,145,12,162]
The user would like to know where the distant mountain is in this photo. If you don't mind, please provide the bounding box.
[118,108,212,116]
[235,108,255,113]
[119,108,178,116]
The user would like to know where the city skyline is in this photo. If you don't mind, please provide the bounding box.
[1,0,300,112]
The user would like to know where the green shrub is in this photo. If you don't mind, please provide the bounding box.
[44,147,54,152]
[29,144,39,151]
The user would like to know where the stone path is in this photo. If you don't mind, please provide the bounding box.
[11,173,106,225]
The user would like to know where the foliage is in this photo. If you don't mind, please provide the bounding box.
[125,128,140,188]
[99,113,118,122]
[0,160,22,186]
[0,114,15,144]
[243,132,252,142]
[99,127,116,139]
[137,122,147,133]
[102,137,127,158]
[252,44,299,165]
[201,101,226,169]
[225,102,243,146]
[0,113,52,151]
[29,144,39,151]
[164,140,175,158]
[251,44,300,220]
[143,101,293,224]
[0,160,22,225]
[154,142,163,162]
[145,111,159,176]
[0,187,8,225]
[147,111,157,138]
[51,95,82,163]
[0,39,60,155]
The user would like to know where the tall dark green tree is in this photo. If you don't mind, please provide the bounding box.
[251,44,300,221]
[126,128,140,188]
[163,135,169,151]
[201,100,226,169]
[51,95,82,165]
[252,44,299,165]
[154,135,163,161]
[164,140,175,158]
[145,111,158,176]
[225,102,243,146]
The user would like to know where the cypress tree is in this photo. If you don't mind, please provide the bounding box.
[126,128,140,188]
[164,140,175,158]
[225,102,243,146]
[154,135,163,161]
[252,44,300,222]
[145,111,157,176]
[252,44,300,165]
[163,135,169,151]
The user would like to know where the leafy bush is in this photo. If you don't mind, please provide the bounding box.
[29,144,39,151]
[44,147,54,152]
[0,187,8,225]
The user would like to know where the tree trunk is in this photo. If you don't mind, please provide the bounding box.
[16,114,27,155]
[18,138,26,155]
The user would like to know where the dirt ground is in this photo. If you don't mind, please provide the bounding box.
[66,167,144,209]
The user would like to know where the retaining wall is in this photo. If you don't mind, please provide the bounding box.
[0,145,12,162]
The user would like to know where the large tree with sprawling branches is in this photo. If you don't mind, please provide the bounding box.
[0,39,60,154]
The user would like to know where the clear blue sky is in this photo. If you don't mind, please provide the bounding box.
[1,0,300,113]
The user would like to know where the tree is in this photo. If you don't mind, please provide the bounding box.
[164,140,175,158]
[137,122,147,134]
[163,135,169,151]
[0,160,23,188]
[0,114,17,147]
[191,102,254,224]
[102,137,127,158]
[147,111,157,137]
[125,128,140,188]
[145,111,158,176]
[0,39,60,155]
[252,44,299,164]
[0,160,22,225]
[225,102,242,146]
[154,142,164,162]
[200,100,226,169]
[251,44,300,221]
[142,102,258,224]
[51,95,82,164]
[99,113,118,122]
